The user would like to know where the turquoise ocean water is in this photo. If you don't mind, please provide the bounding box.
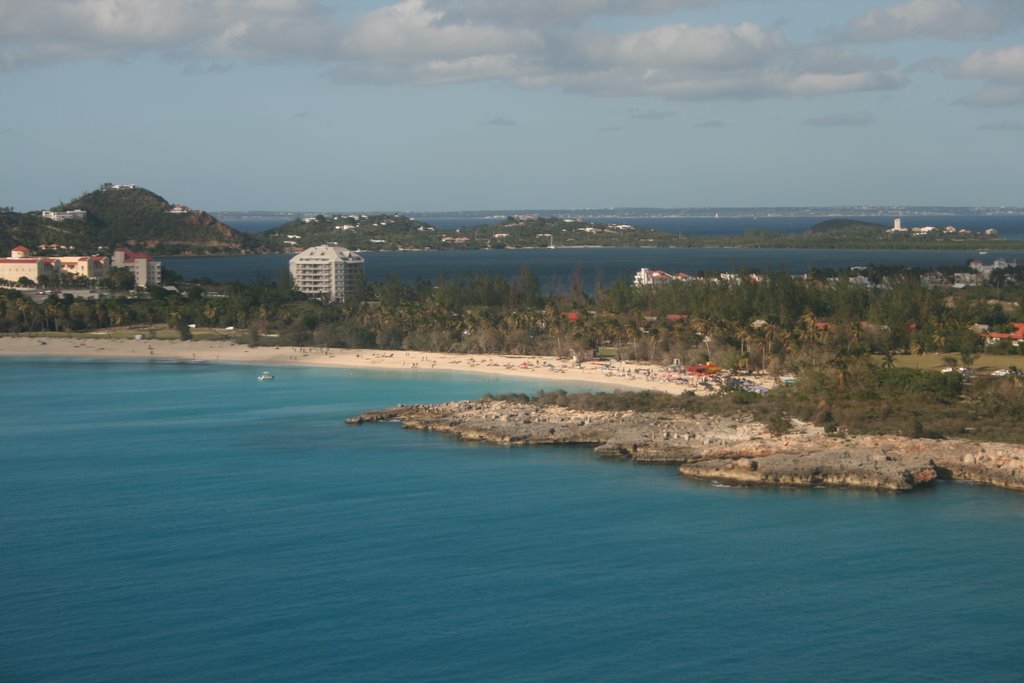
[3,357,1024,682]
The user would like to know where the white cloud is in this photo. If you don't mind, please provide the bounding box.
[446,0,720,26]
[950,44,1024,106]
[0,0,341,69]
[958,44,1024,80]
[327,6,906,100]
[842,0,1020,42]
[0,0,908,102]
[555,27,904,99]
[341,0,540,61]
[569,22,784,70]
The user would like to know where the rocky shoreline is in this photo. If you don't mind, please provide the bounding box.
[348,400,1024,492]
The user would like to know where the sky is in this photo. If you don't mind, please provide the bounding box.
[1,0,1022,212]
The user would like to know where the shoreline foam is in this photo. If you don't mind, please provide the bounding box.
[0,335,770,396]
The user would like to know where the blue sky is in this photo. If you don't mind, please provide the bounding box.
[1,0,1022,212]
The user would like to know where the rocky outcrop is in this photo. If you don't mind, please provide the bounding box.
[349,400,1024,492]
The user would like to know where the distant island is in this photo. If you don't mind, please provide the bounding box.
[260,212,1018,252]
[3,185,1023,256]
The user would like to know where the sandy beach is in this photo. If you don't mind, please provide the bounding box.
[0,335,775,395]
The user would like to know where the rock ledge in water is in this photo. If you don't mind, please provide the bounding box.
[348,400,1024,492]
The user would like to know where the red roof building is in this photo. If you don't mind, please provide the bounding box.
[986,323,1024,344]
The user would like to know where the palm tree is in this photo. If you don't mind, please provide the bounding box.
[828,351,854,391]
[14,297,32,330]
[42,298,63,333]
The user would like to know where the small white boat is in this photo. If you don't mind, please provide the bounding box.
[257,371,274,381]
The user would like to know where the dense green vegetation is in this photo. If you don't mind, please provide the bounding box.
[687,219,1011,250]
[262,214,681,251]
[4,186,1020,255]
[6,259,1024,442]
[0,186,262,255]
[0,207,67,252]
[4,264,1023,360]
[53,187,261,254]
[265,213,1017,252]
[489,365,1024,444]
[263,214,443,251]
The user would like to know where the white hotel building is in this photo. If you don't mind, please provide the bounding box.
[111,248,161,288]
[289,244,365,302]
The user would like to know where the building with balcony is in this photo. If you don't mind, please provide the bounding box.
[0,246,59,284]
[58,255,110,279]
[112,248,161,288]
[289,244,364,302]
[41,209,87,222]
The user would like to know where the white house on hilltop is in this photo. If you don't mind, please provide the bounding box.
[41,209,87,222]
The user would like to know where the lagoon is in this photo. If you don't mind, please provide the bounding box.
[163,246,1024,290]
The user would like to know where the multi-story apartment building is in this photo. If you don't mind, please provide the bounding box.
[112,248,161,288]
[289,244,365,302]
[0,247,59,284]
[58,255,110,279]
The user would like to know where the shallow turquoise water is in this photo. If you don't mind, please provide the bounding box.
[3,357,1024,681]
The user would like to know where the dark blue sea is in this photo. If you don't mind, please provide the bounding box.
[164,246,1024,291]
[4,357,1024,681]
[180,214,1024,288]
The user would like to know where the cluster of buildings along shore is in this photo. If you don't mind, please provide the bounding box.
[0,183,197,290]
[635,258,1018,289]
[636,257,1024,349]
[0,246,161,288]
[0,241,360,302]
[8,236,1024,348]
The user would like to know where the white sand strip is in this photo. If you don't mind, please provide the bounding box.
[0,336,775,396]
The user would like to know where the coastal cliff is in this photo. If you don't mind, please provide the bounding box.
[348,400,1024,492]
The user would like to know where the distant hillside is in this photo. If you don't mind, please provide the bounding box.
[0,208,70,253]
[47,186,261,255]
[465,216,680,248]
[264,213,441,251]
[264,213,681,251]
[809,218,889,235]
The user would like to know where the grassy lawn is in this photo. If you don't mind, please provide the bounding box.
[882,352,1024,372]
[18,326,246,342]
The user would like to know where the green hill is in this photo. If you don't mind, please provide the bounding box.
[0,208,71,253]
[465,216,678,248]
[808,218,889,236]
[263,213,442,251]
[46,186,261,255]
[264,213,681,251]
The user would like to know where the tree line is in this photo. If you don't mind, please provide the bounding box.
[2,265,1023,367]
